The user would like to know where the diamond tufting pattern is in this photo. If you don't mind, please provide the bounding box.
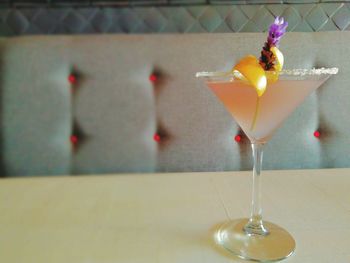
[0,2,350,35]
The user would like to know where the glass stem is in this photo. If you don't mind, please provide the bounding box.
[244,142,269,236]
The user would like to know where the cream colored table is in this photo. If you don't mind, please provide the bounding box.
[0,169,349,263]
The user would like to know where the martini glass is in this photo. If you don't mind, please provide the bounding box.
[196,67,338,262]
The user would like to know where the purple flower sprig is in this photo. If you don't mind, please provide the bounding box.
[268,16,288,47]
[259,16,288,70]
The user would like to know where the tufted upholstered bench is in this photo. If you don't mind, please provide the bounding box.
[1,31,349,177]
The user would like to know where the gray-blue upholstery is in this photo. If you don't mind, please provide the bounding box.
[1,31,349,176]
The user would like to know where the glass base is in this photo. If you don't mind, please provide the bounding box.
[215,218,295,262]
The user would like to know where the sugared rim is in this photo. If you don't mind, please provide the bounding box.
[196,67,339,78]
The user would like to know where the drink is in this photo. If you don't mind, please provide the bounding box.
[197,69,337,261]
[207,78,325,143]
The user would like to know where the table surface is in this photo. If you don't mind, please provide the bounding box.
[0,169,349,263]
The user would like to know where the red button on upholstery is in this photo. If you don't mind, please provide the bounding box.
[68,74,77,84]
[149,74,157,83]
[234,135,242,142]
[153,133,161,142]
[313,130,321,138]
[70,135,78,144]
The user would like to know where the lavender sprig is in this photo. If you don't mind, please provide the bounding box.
[268,17,288,47]
[259,17,288,70]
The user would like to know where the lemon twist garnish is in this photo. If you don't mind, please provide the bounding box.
[271,46,284,71]
[232,49,284,96]
[233,55,266,130]
[266,46,284,84]
[233,55,267,97]
[233,47,284,130]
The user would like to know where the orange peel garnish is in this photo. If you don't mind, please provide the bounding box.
[266,47,284,84]
[233,55,267,97]
[271,46,284,71]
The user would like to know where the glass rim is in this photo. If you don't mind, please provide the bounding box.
[196,67,339,80]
